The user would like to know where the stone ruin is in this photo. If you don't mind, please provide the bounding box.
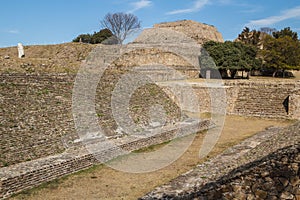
[153,20,224,44]
[0,20,299,199]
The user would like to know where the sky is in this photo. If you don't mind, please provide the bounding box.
[1,0,300,47]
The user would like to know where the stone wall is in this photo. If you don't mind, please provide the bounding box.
[1,73,299,168]
[225,80,300,119]
[161,80,300,120]
[0,74,76,167]
[190,145,300,200]
[1,40,299,199]
[0,119,211,199]
[140,121,300,199]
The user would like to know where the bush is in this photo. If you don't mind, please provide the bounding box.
[73,28,118,44]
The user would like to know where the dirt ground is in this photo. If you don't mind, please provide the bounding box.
[11,115,294,200]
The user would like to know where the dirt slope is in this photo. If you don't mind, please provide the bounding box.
[0,43,94,74]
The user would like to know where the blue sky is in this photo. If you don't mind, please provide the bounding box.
[1,0,300,47]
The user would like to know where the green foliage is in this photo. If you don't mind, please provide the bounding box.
[73,28,117,44]
[73,33,92,43]
[201,41,261,78]
[262,34,300,71]
[272,27,298,41]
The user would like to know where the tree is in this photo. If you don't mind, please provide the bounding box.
[201,41,261,78]
[262,34,300,76]
[260,27,277,35]
[73,33,92,43]
[100,12,141,44]
[73,28,117,44]
[272,27,298,41]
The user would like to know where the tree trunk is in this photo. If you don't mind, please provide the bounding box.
[230,69,237,79]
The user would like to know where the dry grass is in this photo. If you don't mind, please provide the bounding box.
[10,115,293,200]
[0,43,93,74]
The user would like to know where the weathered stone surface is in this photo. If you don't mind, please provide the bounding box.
[153,20,224,44]
[161,80,300,119]
[0,119,212,199]
[140,122,300,200]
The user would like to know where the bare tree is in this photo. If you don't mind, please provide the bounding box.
[100,12,141,44]
[260,27,277,35]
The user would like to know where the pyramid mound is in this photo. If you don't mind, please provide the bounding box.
[134,20,224,45]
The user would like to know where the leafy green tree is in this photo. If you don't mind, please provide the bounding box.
[73,33,92,43]
[91,29,112,44]
[201,41,261,78]
[73,28,117,44]
[262,34,300,76]
[272,27,298,41]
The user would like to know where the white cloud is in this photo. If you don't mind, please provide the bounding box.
[129,0,152,13]
[7,30,20,34]
[246,6,300,27]
[166,0,210,15]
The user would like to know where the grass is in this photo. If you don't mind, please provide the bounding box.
[10,164,104,198]
[133,140,171,153]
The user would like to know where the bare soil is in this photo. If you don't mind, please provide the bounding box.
[10,115,293,200]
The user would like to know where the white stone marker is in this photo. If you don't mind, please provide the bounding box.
[206,70,211,79]
[17,43,25,58]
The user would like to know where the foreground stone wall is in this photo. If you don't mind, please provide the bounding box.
[0,119,211,199]
[140,122,300,199]
[190,145,300,200]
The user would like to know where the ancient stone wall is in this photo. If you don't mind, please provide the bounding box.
[140,122,300,199]
[0,119,211,199]
[225,80,300,119]
[0,74,76,167]
[1,74,298,169]
[0,31,299,199]
[161,80,300,120]
[190,145,300,200]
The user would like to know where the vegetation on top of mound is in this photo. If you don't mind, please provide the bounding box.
[73,28,118,45]
[73,12,141,45]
